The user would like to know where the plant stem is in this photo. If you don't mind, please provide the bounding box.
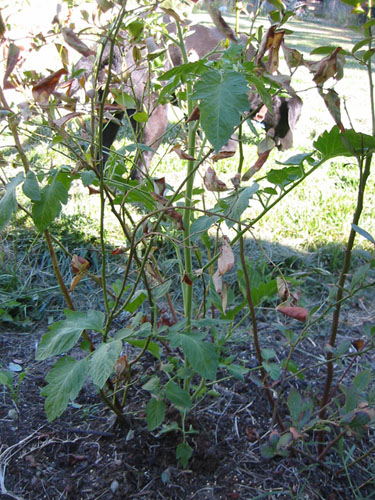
[318,151,372,453]
[239,235,284,430]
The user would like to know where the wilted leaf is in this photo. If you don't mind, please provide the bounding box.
[186,106,200,123]
[203,167,228,192]
[171,145,195,161]
[277,277,289,301]
[0,10,6,37]
[32,68,67,105]
[61,27,94,57]
[319,88,345,132]
[230,173,241,189]
[218,236,234,275]
[282,43,304,71]
[71,254,90,274]
[308,47,344,85]
[277,305,308,322]
[242,149,272,181]
[213,269,222,295]
[55,43,69,67]
[3,43,21,88]
[54,112,83,129]
[211,150,236,162]
[160,7,183,22]
[182,271,193,286]
[267,30,284,74]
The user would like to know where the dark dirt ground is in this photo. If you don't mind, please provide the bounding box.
[1,306,375,500]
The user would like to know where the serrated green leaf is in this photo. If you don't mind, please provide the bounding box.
[127,339,160,360]
[165,380,191,409]
[41,356,88,421]
[176,442,193,468]
[353,369,372,392]
[267,166,303,187]
[36,309,105,360]
[23,171,41,201]
[89,340,122,388]
[262,361,280,381]
[345,384,360,413]
[146,398,165,430]
[32,178,68,231]
[142,375,160,393]
[177,333,218,380]
[261,348,276,361]
[0,173,23,231]
[158,61,206,81]
[225,363,248,381]
[193,70,249,152]
[288,387,302,422]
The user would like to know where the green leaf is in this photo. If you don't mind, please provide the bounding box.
[124,290,147,313]
[345,385,360,413]
[32,178,68,231]
[41,356,88,421]
[288,388,302,422]
[176,442,193,468]
[142,375,160,393]
[190,215,218,239]
[158,61,206,81]
[0,370,13,387]
[267,0,285,11]
[132,111,148,122]
[165,380,191,409]
[220,184,259,228]
[114,327,136,341]
[36,309,105,360]
[353,369,372,392]
[225,363,248,381]
[352,37,373,54]
[314,127,375,160]
[153,280,171,300]
[267,166,303,187]
[260,444,277,458]
[261,348,276,361]
[176,333,218,380]
[262,361,280,381]
[352,224,375,245]
[193,70,249,152]
[112,88,136,109]
[23,171,41,201]
[81,171,97,187]
[127,339,160,360]
[89,340,122,388]
[0,173,23,231]
[146,398,165,430]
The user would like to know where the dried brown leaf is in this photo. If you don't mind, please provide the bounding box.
[171,145,195,161]
[218,236,234,276]
[203,167,228,192]
[32,68,67,105]
[186,106,200,123]
[277,306,308,323]
[3,43,21,88]
[61,27,94,57]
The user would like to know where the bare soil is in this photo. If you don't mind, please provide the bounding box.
[1,314,374,500]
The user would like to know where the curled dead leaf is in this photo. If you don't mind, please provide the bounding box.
[71,254,90,274]
[54,112,83,129]
[308,47,344,85]
[111,247,127,255]
[213,269,223,295]
[32,68,67,105]
[69,273,84,292]
[171,145,195,161]
[182,271,193,286]
[203,167,228,192]
[61,27,95,57]
[277,306,308,323]
[242,150,272,181]
[115,355,129,380]
[153,177,166,196]
[230,173,241,189]
[218,236,234,276]
[3,43,21,88]
[87,185,100,195]
[186,106,200,123]
[211,150,236,162]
